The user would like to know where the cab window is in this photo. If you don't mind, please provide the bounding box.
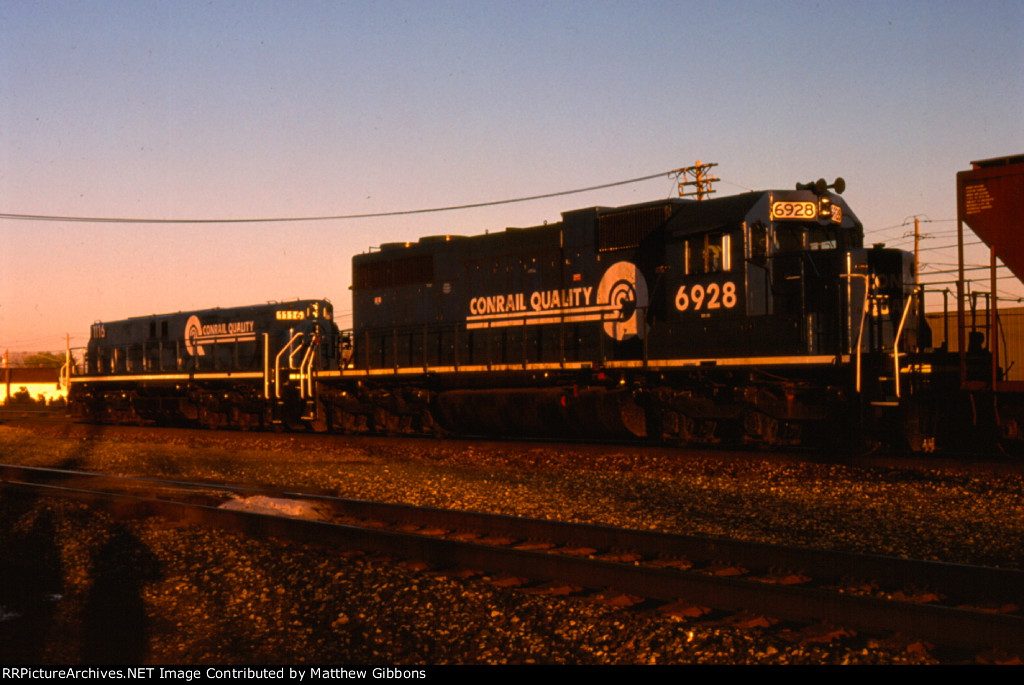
[808,225,837,250]
[774,225,805,252]
[686,232,732,275]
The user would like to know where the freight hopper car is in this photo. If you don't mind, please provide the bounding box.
[68,300,340,429]
[329,180,930,447]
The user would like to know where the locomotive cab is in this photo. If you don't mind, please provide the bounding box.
[757,186,865,358]
[642,184,867,361]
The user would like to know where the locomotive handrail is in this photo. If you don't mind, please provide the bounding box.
[299,338,317,399]
[274,332,305,400]
[840,274,870,393]
[263,333,271,399]
[65,347,87,379]
[892,287,920,399]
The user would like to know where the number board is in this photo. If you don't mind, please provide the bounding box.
[770,201,816,220]
[771,201,844,223]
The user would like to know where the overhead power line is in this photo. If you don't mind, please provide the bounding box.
[0,168,685,225]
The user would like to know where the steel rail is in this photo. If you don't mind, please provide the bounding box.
[5,463,1021,606]
[2,463,1022,654]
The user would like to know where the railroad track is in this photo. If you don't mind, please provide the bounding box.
[2,463,1022,657]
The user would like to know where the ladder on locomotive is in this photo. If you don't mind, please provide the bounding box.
[265,331,321,423]
[850,278,923,407]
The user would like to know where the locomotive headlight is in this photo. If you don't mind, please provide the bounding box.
[818,196,832,218]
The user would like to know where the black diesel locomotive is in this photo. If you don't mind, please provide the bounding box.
[72,300,339,429]
[68,180,946,448]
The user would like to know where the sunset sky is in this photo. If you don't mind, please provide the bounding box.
[2,1,1022,353]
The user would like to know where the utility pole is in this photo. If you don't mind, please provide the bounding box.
[914,216,920,278]
[904,215,928,278]
[676,161,719,201]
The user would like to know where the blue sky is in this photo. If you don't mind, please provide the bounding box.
[2,0,1022,350]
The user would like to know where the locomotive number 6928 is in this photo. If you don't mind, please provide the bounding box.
[770,201,816,220]
[675,281,738,312]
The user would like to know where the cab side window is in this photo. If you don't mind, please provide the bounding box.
[686,232,733,275]
[749,221,768,266]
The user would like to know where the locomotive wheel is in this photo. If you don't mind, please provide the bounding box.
[742,410,778,445]
[742,410,804,447]
[198,404,227,430]
[329,404,355,433]
[420,408,447,437]
[229,405,257,431]
[657,409,696,444]
[338,411,370,433]
[676,414,697,443]
[372,407,401,434]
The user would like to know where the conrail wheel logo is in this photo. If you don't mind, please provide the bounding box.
[597,261,648,341]
[464,260,648,339]
[184,314,258,356]
[184,315,205,356]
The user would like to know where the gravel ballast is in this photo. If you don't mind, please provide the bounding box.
[1,423,1022,665]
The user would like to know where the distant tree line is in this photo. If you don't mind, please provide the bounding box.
[1,387,66,408]
[11,351,65,368]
